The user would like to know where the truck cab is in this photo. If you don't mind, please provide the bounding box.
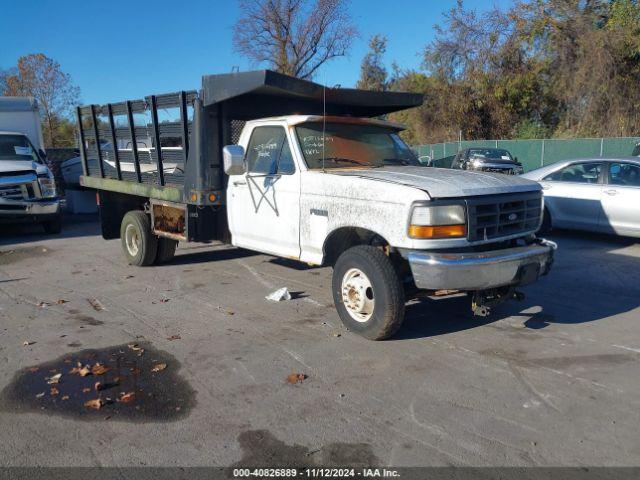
[224,114,555,338]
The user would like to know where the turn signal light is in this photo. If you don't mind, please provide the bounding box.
[408,224,466,239]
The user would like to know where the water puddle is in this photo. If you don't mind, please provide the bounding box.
[0,343,195,422]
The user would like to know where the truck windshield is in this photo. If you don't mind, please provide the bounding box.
[0,134,41,163]
[295,122,419,169]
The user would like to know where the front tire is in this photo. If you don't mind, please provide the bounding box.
[43,215,62,234]
[540,207,552,234]
[332,246,405,340]
[120,211,157,266]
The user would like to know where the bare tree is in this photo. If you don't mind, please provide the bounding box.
[233,0,357,79]
[2,54,80,147]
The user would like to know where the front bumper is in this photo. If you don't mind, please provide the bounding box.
[0,199,60,223]
[405,239,556,291]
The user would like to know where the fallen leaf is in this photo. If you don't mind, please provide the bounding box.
[332,332,341,337]
[22,341,36,346]
[50,387,59,396]
[127,344,144,356]
[35,392,45,398]
[82,387,91,393]
[46,373,62,385]
[55,299,68,305]
[87,298,104,311]
[61,395,69,401]
[94,382,103,391]
[286,373,308,384]
[119,392,135,403]
[167,335,181,341]
[91,364,109,375]
[37,302,49,308]
[151,363,167,373]
[84,398,103,410]
[70,365,91,377]
[159,298,170,303]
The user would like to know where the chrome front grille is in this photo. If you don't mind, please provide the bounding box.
[467,191,542,242]
[0,185,25,200]
[0,170,39,202]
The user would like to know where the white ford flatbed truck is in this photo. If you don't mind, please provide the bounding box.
[78,70,555,340]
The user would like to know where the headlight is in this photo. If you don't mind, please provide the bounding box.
[408,204,466,239]
[38,176,57,199]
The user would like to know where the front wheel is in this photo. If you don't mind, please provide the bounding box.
[540,207,552,234]
[332,246,405,340]
[43,215,62,234]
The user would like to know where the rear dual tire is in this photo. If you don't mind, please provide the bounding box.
[332,246,405,340]
[120,211,178,266]
[121,211,157,266]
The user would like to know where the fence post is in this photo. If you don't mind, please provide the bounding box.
[540,139,545,167]
[600,138,604,157]
[495,140,498,148]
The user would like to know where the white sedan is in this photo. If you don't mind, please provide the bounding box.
[521,157,640,238]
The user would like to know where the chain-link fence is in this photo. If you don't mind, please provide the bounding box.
[415,137,640,172]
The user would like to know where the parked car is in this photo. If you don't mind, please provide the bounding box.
[0,97,61,233]
[521,157,640,238]
[452,147,524,175]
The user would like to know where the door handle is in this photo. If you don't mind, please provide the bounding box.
[232,180,246,186]
[604,189,618,196]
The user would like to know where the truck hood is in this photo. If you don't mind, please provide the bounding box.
[328,166,540,199]
[0,160,49,176]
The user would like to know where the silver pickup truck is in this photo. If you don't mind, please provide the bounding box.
[0,131,61,233]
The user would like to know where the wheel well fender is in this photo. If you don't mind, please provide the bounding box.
[322,227,390,266]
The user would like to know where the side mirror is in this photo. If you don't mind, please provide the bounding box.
[223,145,246,176]
[514,156,519,163]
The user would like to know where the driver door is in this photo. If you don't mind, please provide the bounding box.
[227,125,301,258]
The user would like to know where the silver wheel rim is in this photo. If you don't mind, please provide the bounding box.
[341,268,375,323]
[124,223,140,257]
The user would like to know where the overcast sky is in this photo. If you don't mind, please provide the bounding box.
[1,0,511,104]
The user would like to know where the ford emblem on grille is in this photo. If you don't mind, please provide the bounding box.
[508,213,518,221]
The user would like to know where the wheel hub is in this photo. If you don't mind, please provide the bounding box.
[341,268,375,322]
[125,223,140,256]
